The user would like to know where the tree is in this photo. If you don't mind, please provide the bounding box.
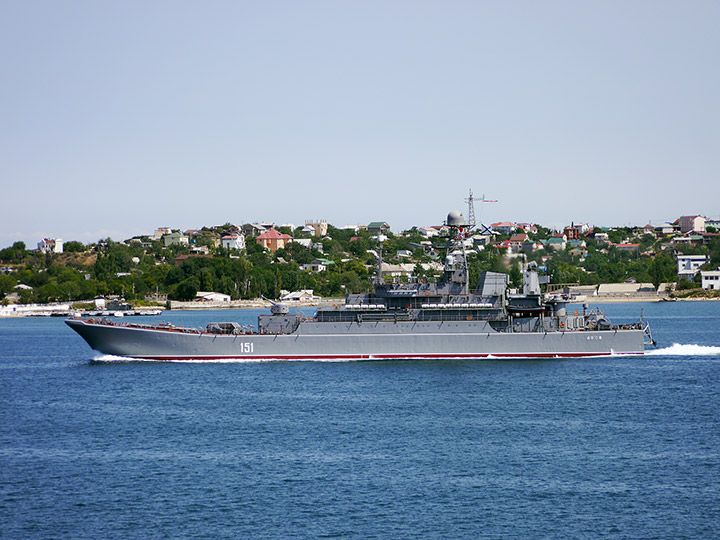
[171,277,200,301]
[64,241,86,253]
[0,274,17,298]
[0,242,27,264]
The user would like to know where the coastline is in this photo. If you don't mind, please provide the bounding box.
[2,295,717,318]
[584,296,719,304]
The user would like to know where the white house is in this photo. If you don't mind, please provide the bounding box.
[677,255,708,280]
[655,223,676,235]
[221,234,246,251]
[293,238,313,249]
[701,269,720,290]
[419,227,440,238]
[38,238,63,254]
[395,250,413,259]
[301,258,334,273]
[491,222,517,235]
[190,245,210,255]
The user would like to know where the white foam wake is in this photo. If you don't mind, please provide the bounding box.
[647,343,720,356]
[93,354,140,362]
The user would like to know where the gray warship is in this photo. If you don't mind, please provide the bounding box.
[66,210,655,361]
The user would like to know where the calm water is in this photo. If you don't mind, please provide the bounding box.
[1,302,719,539]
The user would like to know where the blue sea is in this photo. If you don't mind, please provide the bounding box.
[2,301,719,539]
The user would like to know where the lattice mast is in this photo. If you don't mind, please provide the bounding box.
[465,189,476,231]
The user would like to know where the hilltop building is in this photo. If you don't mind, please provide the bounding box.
[256,228,292,253]
[163,232,189,247]
[491,222,516,235]
[37,238,63,254]
[678,215,706,234]
[368,222,390,235]
[305,220,328,237]
[221,234,246,251]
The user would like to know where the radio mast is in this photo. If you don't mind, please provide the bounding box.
[465,189,476,230]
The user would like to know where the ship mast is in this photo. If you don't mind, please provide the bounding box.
[465,189,476,230]
[444,209,471,294]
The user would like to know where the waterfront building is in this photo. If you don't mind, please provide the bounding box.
[701,269,720,290]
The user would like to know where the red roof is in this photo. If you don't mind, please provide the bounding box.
[257,228,292,240]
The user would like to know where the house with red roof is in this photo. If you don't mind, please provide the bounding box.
[491,222,516,235]
[256,228,293,253]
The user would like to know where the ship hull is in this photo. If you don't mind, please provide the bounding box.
[66,319,645,361]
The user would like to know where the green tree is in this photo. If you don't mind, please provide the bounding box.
[171,277,201,301]
[0,242,27,264]
[64,241,86,252]
[0,274,17,297]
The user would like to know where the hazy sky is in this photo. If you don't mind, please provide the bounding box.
[2,1,719,248]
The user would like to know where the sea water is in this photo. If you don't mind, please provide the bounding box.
[1,302,719,539]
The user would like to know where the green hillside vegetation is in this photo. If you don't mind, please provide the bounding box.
[2,224,719,306]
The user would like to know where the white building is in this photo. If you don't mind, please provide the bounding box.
[221,234,246,251]
[195,291,231,302]
[701,269,720,290]
[37,238,63,254]
[293,238,313,249]
[419,227,441,238]
[677,255,708,280]
[655,223,676,235]
[279,289,320,302]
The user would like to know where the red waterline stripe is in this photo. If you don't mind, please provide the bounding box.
[132,351,641,361]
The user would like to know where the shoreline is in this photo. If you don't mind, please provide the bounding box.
[1,295,717,318]
[582,296,719,304]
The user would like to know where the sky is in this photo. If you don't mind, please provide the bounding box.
[2,0,719,248]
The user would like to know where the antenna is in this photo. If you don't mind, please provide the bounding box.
[465,189,476,229]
